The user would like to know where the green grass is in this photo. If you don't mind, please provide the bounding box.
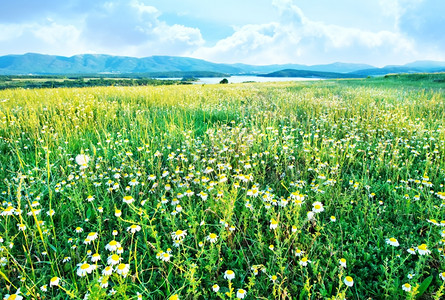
[0,78,445,299]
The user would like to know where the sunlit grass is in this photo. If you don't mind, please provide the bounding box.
[0,81,444,299]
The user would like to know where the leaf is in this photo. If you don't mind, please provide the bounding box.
[86,206,93,219]
[417,275,433,298]
[48,242,57,253]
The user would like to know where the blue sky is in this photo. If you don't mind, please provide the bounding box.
[1,0,444,66]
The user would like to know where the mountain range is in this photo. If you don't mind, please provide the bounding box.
[1,53,445,77]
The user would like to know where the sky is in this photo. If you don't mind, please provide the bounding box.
[1,0,445,67]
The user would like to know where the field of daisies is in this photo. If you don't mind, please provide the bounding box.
[0,79,445,299]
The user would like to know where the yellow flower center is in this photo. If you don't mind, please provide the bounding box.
[209,233,217,239]
[117,264,126,270]
[175,230,183,236]
[345,276,353,282]
[80,263,90,270]
[314,205,321,210]
[109,241,117,246]
[111,254,119,261]
[226,270,233,275]
[389,238,397,242]
[418,244,427,250]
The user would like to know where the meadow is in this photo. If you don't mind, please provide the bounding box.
[0,77,445,299]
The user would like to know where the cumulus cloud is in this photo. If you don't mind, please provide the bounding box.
[191,0,416,65]
[0,0,204,57]
[0,0,444,65]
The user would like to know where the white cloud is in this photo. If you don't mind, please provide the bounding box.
[0,0,443,65]
[0,0,204,57]
[190,1,416,65]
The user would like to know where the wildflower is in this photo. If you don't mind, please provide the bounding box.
[386,238,399,247]
[171,229,187,240]
[427,219,439,226]
[236,289,247,299]
[1,206,15,216]
[161,252,172,262]
[87,232,98,241]
[3,289,23,300]
[330,216,336,222]
[17,223,26,231]
[115,209,122,217]
[307,211,315,220]
[270,218,278,230]
[123,196,134,204]
[105,240,121,251]
[63,256,71,263]
[416,244,431,255]
[107,254,122,265]
[402,283,411,292]
[299,257,311,267]
[86,195,94,202]
[206,233,218,243]
[77,262,96,277]
[407,273,415,279]
[102,266,113,276]
[212,284,220,292]
[295,249,305,257]
[407,247,416,255]
[312,201,324,213]
[91,253,101,263]
[100,277,109,288]
[344,276,354,287]
[50,276,60,287]
[224,270,235,280]
[127,224,141,233]
[439,271,445,281]
[339,258,347,268]
[75,154,90,166]
[270,275,278,283]
[269,244,274,251]
[115,263,130,277]
[168,295,179,300]
[41,285,48,292]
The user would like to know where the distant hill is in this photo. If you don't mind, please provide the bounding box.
[0,53,243,75]
[0,53,444,76]
[0,53,373,75]
[351,61,445,76]
[258,69,366,79]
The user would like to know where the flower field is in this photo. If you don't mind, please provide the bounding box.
[0,79,445,299]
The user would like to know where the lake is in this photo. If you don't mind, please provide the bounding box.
[195,76,323,84]
[156,76,323,84]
